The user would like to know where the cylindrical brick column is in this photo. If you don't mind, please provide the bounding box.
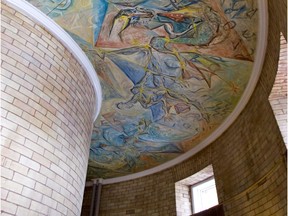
[1,2,100,215]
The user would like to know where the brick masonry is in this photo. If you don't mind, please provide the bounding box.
[82,1,287,215]
[1,3,96,215]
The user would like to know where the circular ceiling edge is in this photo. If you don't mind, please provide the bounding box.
[4,0,103,121]
[96,0,268,185]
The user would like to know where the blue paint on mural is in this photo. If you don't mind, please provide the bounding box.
[27,0,259,179]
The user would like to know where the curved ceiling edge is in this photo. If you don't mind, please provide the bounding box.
[4,0,103,121]
[91,0,268,185]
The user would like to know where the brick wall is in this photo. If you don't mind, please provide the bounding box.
[1,3,96,215]
[84,1,287,215]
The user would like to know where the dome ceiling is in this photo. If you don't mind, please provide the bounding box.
[27,0,265,180]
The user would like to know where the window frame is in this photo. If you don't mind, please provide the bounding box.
[190,176,219,214]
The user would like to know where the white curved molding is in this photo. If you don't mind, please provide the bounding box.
[98,0,269,185]
[4,0,102,121]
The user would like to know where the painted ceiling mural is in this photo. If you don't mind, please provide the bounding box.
[28,0,259,179]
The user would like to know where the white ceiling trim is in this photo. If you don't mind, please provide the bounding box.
[4,0,103,121]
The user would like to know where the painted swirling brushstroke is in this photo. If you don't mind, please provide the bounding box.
[27,0,258,179]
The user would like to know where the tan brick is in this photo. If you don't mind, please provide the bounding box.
[31,35,48,49]
[18,30,37,46]
[39,98,57,114]
[13,99,35,115]
[1,117,18,131]
[16,125,38,143]
[10,19,30,34]
[36,75,53,91]
[1,166,14,179]
[13,172,36,189]
[2,61,24,78]
[46,111,61,127]
[1,29,14,43]
[19,155,40,171]
[29,124,48,141]
[21,52,40,67]
[4,28,26,45]
[48,208,62,216]
[42,195,57,209]
[19,86,40,103]
[1,127,26,146]
[43,87,59,103]
[50,163,64,176]
[22,186,43,202]
[1,187,9,200]
[57,202,68,215]
[43,54,55,68]
[34,182,52,197]
[10,160,29,175]
[7,191,31,208]
[1,19,18,33]
[32,152,51,168]
[35,25,51,39]
[1,4,16,15]
[14,11,35,26]
[1,136,11,148]
[1,200,18,215]
[8,50,30,66]
[24,139,44,155]
[37,137,55,153]
[22,112,42,128]
[11,74,33,90]
[46,178,61,192]
[2,178,23,194]
[33,52,51,68]
[22,22,41,37]
[44,150,59,165]
[40,34,54,48]
[1,146,21,162]
[1,9,12,22]
[1,46,9,55]
[10,141,33,158]
[33,87,51,103]
[35,111,52,127]
[30,200,49,215]
[28,100,47,115]
[6,85,29,103]
[7,112,30,129]
[41,123,57,139]
[52,190,65,204]
[16,206,39,216]
[40,64,56,79]
[2,52,17,66]
[12,39,33,56]
[2,101,23,118]
[1,91,14,103]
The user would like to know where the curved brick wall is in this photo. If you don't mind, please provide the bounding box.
[1,3,96,215]
[82,1,287,215]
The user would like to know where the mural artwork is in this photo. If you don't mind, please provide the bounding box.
[28,0,259,179]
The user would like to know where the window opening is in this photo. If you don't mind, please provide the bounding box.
[175,165,218,216]
[191,177,218,214]
[268,33,287,146]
